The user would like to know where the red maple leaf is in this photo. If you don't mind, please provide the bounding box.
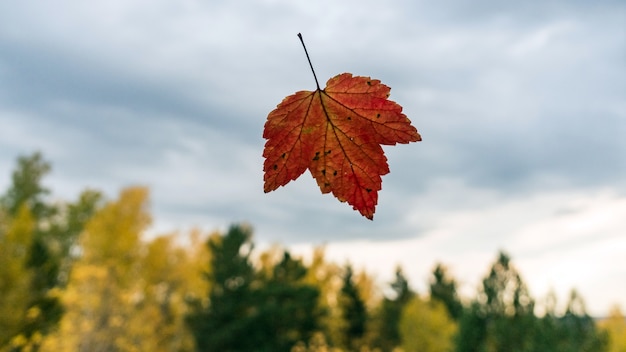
[263,34,421,220]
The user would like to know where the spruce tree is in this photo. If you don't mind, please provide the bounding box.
[186,224,257,351]
[375,267,414,351]
[455,251,537,352]
[338,264,367,351]
[429,263,463,321]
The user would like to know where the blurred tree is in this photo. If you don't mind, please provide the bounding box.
[0,152,52,219]
[353,268,381,348]
[188,227,323,351]
[399,296,457,352]
[600,305,626,352]
[134,233,209,352]
[373,267,414,351]
[50,189,103,284]
[455,251,537,352]
[555,289,608,351]
[0,205,35,350]
[0,153,101,351]
[533,290,563,351]
[39,187,152,351]
[455,301,487,352]
[429,263,463,321]
[302,246,342,347]
[290,332,342,352]
[186,224,258,351]
[338,264,367,351]
[253,251,322,351]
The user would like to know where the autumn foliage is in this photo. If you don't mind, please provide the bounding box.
[263,35,421,219]
[0,153,618,352]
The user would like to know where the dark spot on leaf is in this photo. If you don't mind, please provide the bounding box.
[366,188,372,193]
[376,113,380,118]
[347,116,352,121]
[325,150,332,155]
[281,153,286,159]
[367,81,371,86]
[312,151,320,161]
[321,169,326,175]
[324,182,331,188]
[333,170,338,176]
[273,164,278,170]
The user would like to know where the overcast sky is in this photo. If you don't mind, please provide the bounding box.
[1,0,624,316]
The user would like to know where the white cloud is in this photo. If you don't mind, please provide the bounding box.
[289,187,626,316]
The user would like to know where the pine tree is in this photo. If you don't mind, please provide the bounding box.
[186,224,258,351]
[455,251,537,352]
[556,290,608,351]
[429,263,463,321]
[338,264,367,351]
[252,251,321,351]
[374,267,414,351]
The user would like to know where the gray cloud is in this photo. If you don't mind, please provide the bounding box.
[0,0,624,245]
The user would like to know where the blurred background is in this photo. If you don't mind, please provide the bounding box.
[1,0,624,350]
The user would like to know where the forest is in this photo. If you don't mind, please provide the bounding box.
[1,152,625,352]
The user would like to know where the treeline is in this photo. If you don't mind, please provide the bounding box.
[1,152,625,352]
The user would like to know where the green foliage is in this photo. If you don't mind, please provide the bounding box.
[253,252,321,351]
[338,265,367,351]
[187,224,257,351]
[430,263,463,321]
[374,267,414,351]
[187,226,322,351]
[456,252,538,352]
[1,152,52,219]
[554,290,608,351]
[455,252,609,352]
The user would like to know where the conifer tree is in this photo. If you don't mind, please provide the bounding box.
[186,224,258,351]
[374,267,414,351]
[338,264,367,351]
[456,251,537,352]
[429,263,463,321]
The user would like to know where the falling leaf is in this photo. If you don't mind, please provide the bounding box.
[263,34,421,220]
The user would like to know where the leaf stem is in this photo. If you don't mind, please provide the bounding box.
[298,33,321,90]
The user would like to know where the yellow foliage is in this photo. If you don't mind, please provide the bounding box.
[303,247,344,347]
[39,187,209,352]
[399,297,457,352]
[0,205,35,347]
[291,332,344,352]
[601,305,626,352]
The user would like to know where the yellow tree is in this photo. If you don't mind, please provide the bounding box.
[0,205,35,350]
[303,246,343,345]
[601,305,626,352]
[41,187,151,351]
[136,232,210,352]
[399,296,457,352]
